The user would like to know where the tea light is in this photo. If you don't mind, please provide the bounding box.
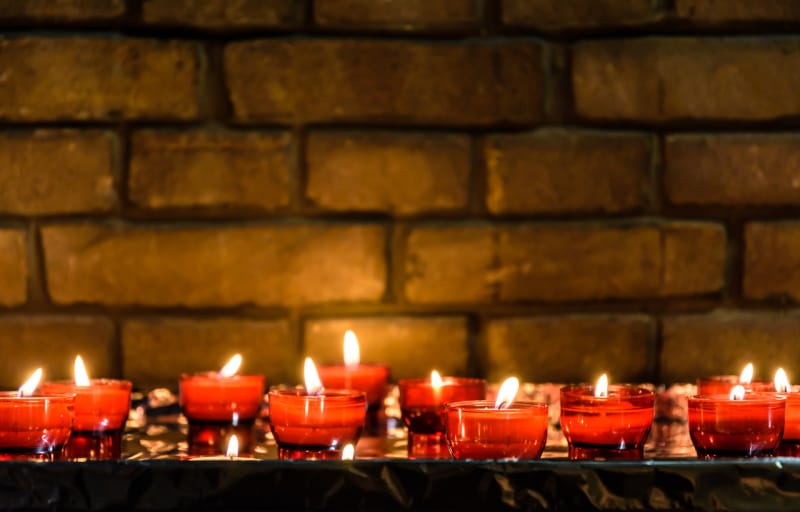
[317,330,390,410]
[772,369,800,456]
[0,369,75,461]
[269,358,367,460]
[398,370,486,459]
[445,377,548,460]
[689,385,785,459]
[41,356,132,460]
[179,354,265,455]
[697,363,774,395]
[560,374,655,460]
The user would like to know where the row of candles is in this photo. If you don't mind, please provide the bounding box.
[0,330,794,461]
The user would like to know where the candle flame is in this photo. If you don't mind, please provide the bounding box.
[431,370,443,389]
[341,444,355,460]
[226,435,239,458]
[594,374,609,398]
[494,377,520,409]
[730,384,746,400]
[343,330,360,368]
[74,355,91,386]
[18,368,42,397]
[219,354,242,378]
[739,363,754,384]
[304,357,324,395]
[775,368,791,393]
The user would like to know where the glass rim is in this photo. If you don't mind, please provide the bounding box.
[180,372,265,380]
[560,383,654,399]
[0,391,76,401]
[398,377,486,388]
[41,378,132,390]
[444,400,547,412]
[689,392,787,404]
[268,387,366,401]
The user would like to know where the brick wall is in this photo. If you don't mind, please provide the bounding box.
[1,0,800,389]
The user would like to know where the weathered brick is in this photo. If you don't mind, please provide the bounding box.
[141,0,301,29]
[501,0,660,31]
[661,313,800,383]
[315,0,478,30]
[484,315,653,383]
[0,316,114,388]
[665,134,800,206]
[306,131,470,215]
[123,318,294,389]
[744,223,800,301]
[225,40,542,125]
[42,224,386,307]
[0,130,115,215]
[486,130,651,215]
[573,38,800,122]
[0,229,26,306]
[0,38,197,121]
[304,316,469,380]
[674,0,800,24]
[129,130,291,211]
[0,0,124,22]
[404,222,725,303]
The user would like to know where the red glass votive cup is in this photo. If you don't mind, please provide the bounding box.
[268,388,366,460]
[560,384,655,460]
[779,390,800,456]
[0,392,75,461]
[697,376,774,395]
[399,377,486,459]
[444,400,548,460]
[180,373,265,455]
[689,393,785,459]
[40,379,131,460]
[317,364,389,410]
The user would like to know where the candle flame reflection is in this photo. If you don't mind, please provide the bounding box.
[342,444,355,460]
[74,355,91,386]
[730,384,746,400]
[594,374,608,398]
[304,357,324,395]
[344,330,360,368]
[739,363,754,384]
[431,370,443,389]
[226,435,239,458]
[18,368,42,397]
[494,377,520,409]
[775,368,791,393]
[219,354,242,378]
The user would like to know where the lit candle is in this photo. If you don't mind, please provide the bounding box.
[560,374,655,460]
[774,368,800,456]
[697,362,774,395]
[317,331,390,410]
[41,355,132,460]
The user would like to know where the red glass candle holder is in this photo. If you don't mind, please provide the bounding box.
[268,388,366,460]
[40,379,131,460]
[689,393,785,459]
[779,388,800,456]
[0,392,74,461]
[697,376,774,395]
[399,377,486,459]
[444,400,548,460]
[180,373,265,456]
[317,364,389,410]
[560,384,655,460]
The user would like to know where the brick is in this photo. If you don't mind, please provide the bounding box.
[123,318,294,389]
[225,40,542,125]
[665,134,800,206]
[573,38,800,122]
[0,130,115,215]
[404,222,725,303]
[0,38,197,121]
[661,313,800,383]
[129,130,291,211]
[0,229,26,306]
[484,315,653,383]
[486,130,651,215]
[315,0,478,30]
[0,316,114,388]
[306,131,470,215]
[304,317,469,380]
[141,0,301,29]
[501,0,660,31]
[744,223,800,301]
[42,224,386,307]
[0,0,124,22]
[674,0,800,24]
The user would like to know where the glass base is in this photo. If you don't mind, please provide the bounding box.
[277,446,346,460]
[187,419,254,456]
[0,446,65,461]
[408,432,449,459]
[695,447,777,459]
[64,429,123,460]
[568,444,644,461]
[778,440,800,457]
